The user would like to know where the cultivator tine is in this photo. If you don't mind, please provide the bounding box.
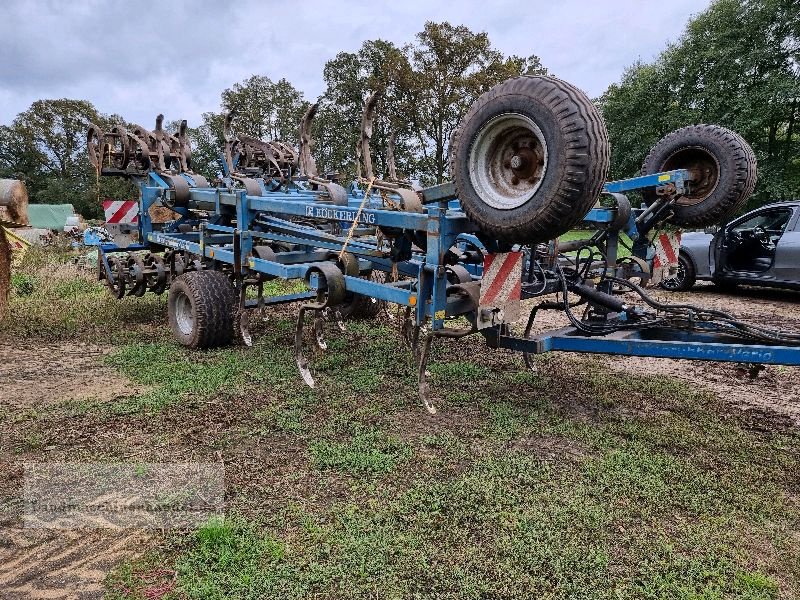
[387,132,398,182]
[417,324,479,414]
[237,309,253,347]
[298,103,319,177]
[417,332,437,414]
[359,91,380,181]
[314,310,327,351]
[295,305,319,388]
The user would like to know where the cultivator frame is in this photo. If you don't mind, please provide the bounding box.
[89,75,800,412]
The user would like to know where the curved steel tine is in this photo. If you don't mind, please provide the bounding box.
[314,310,328,351]
[295,306,316,388]
[417,332,437,414]
[237,309,253,347]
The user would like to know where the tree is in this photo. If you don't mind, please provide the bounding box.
[315,39,417,180]
[409,21,546,184]
[599,0,800,209]
[316,22,547,185]
[190,75,309,179]
[0,99,135,219]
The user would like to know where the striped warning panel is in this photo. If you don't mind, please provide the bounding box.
[651,230,682,286]
[652,231,682,270]
[102,199,139,224]
[478,251,523,328]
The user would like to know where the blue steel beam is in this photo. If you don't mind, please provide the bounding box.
[498,327,800,366]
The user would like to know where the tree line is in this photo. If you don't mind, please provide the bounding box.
[1,1,798,221]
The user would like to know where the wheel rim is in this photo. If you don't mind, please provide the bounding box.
[661,260,686,290]
[468,113,549,210]
[662,146,720,206]
[174,291,194,335]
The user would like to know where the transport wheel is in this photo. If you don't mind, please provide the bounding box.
[450,75,609,243]
[641,125,757,227]
[168,270,236,349]
[659,253,696,291]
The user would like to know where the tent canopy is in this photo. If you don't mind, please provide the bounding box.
[26,204,75,230]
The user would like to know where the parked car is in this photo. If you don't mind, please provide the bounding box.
[661,201,800,291]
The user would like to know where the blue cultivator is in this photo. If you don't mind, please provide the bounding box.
[87,75,800,412]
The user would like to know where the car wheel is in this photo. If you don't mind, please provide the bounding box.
[660,253,696,291]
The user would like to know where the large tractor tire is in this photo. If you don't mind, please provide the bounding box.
[450,75,610,243]
[168,270,236,349]
[641,125,757,227]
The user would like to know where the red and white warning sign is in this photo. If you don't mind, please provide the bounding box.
[102,199,139,224]
[651,230,682,286]
[478,251,523,329]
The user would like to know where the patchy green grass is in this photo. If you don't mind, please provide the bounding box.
[1,249,167,342]
[106,341,799,598]
[308,427,412,475]
[2,247,798,598]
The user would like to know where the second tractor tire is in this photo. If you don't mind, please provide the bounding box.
[168,270,236,349]
[641,125,757,227]
[450,75,610,243]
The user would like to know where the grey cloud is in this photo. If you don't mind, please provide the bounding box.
[0,0,711,127]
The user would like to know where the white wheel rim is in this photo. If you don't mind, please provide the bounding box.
[468,113,549,210]
[175,292,194,335]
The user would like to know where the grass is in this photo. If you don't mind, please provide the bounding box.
[559,228,634,258]
[1,250,798,598]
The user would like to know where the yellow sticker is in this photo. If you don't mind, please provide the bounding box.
[408,296,417,307]
[249,258,255,267]
[434,310,446,320]
[658,174,670,182]
[208,249,215,258]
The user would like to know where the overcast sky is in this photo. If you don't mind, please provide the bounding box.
[1,0,712,127]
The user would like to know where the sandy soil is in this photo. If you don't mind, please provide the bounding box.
[0,342,142,409]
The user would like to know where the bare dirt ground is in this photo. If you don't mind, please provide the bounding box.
[0,344,151,599]
[0,342,142,409]
[527,283,800,426]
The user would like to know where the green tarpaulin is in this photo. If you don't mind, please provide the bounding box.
[26,204,75,230]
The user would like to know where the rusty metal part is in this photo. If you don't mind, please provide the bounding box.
[298,103,319,177]
[417,323,479,414]
[223,113,239,173]
[127,253,148,297]
[446,264,473,285]
[295,262,347,388]
[126,128,153,172]
[152,114,174,171]
[359,91,380,180]
[387,132,398,181]
[144,253,168,294]
[231,176,262,196]
[311,179,348,206]
[606,193,631,231]
[190,173,209,188]
[87,124,105,170]
[662,147,721,206]
[175,119,192,172]
[105,255,127,299]
[395,188,423,213]
[447,281,481,312]
[160,174,191,207]
[252,245,277,281]
[617,255,651,286]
